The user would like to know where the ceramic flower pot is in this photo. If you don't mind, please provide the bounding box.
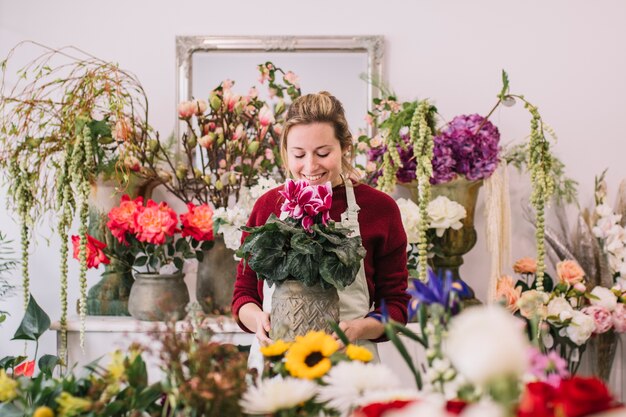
[128,272,190,321]
[270,280,339,341]
[196,236,239,314]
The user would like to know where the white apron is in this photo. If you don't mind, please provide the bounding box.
[248,179,379,370]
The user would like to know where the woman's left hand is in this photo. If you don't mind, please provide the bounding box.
[335,317,384,348]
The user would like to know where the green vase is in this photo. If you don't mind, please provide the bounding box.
[401,177,483,299]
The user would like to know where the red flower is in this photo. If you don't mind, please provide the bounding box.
[71,234,110,269]
[353,399,415,417]
[180,203,214,242]
[555,376,615,417]
[14,360,35,377]
[518,381,557,417]
[446,399,468,415]
[107,195,143,244]
[135,200,179,245]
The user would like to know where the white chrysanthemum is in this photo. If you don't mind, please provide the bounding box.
[566,310,595,345]
[396,198,421,244]
[317,361,401,414]
[427,196,466,237]
[444,305,529,386]
[239,376,317,415]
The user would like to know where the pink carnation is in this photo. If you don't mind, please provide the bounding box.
[582,305,613,334]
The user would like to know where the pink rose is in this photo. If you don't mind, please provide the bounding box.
[557,260,585,285]
[496,275,522,312]
[180,203,214,242]
[513,257,537,274]
[135,200,179,245]
[612,304,626,332]
[582,305,613,334]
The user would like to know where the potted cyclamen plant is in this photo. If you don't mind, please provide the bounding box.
[238,179,366,341]
[73,195,215,321]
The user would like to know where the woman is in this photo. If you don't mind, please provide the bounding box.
[232,91,410,368]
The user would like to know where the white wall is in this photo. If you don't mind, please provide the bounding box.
[1,0,625,358]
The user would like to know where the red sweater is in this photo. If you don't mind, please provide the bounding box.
[231,182,410,339]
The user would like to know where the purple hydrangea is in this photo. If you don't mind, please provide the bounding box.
[431,114,500,184]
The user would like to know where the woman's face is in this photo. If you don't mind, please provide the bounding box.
[286,122,345,187]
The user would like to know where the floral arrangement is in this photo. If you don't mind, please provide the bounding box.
[496,257,626,375]
[396,196,466,275]
[239,329,383,416]
[237,179,366,289]
[0,41,157,355]
[133,62,300,209]
[73,195,215,274]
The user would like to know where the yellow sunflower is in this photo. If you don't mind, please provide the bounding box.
[285,331,339,379]
[346,344,374,362]
[260,339,291,358]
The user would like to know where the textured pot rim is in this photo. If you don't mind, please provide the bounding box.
[133,272,184,281]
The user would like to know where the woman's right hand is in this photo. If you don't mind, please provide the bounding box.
[254,311,272,346]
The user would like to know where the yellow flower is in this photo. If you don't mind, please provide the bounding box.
[33,406,55,417]
[260,340,291,358]
[0,369,18,402]
[346,344,373,362]
[56,392,92,417]
[285,331,339,380]
[106,350,125,380]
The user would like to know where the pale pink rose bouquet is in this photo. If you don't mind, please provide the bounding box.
[238,179,365,289]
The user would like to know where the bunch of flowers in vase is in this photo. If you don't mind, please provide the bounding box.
[0,42,159,351]
[237,179,366,340]
[72,195,215,321]
[496,257,626,379]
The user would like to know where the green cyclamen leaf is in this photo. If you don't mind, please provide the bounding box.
[12,295,51,341]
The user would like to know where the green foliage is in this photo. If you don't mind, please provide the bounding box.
[238,214,366,290]
[12,295,50,341]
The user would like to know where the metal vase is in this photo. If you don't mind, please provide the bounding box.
[128,272,190,321]
[270,280,339,341]
[196,236,239,314]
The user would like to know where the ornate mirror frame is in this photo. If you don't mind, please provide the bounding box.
[175,35,384,146]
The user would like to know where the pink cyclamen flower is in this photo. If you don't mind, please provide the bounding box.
[279,179,309,219]
[612,304,626,332]
[135,200,179,245]
[582,305,613,334]
[316,182,333,226]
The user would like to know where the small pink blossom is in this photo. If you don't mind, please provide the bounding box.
[222,79,234,89]
[177,101,196,119]
[273,124,283,136]
[248,86,258,99]
[218,159,227,169]
[582,305,613,334]
[612,304,626,332]
[198,134,214,149]
[265,148,275,162]
[268,87,277,99]
[232,124,245,141]
[283,71,300,88]
[574,282,587,292]
[364,114,374,126]
[258,106,275,127]
[366,161,377,173]
[528,347,569,387]
[123,154,141,172]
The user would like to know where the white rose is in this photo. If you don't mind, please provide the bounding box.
[590,286,618,311]
[427,196,466,237]
[566,310,595,345]
[396,198,422,244]
[547,296,574,322]
[444,306,529,386]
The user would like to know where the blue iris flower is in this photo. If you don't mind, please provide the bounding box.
[407,268,468,320]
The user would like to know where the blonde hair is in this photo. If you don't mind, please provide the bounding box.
[280,91,359,180]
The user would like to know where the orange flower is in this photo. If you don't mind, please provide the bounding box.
[71,234,110,269]
[107,195,143,244]
[14,359,35,377]
[180,203,214,242]
[557,260,585,285]
[135,200,179,245]
[513,257,537,274]
[496,275,522,313]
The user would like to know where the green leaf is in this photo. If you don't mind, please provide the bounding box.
[0,403,23,417]
[328,321,350,347]
[126,355,148,388]
[498,69,510,100]
[0,356,19,369]
[319,254,359,290]
[391,322,427,346]
[195,250,204,263]
[286,251,318,286]
[385,325,422,390]
[134,256,148,267]
[134,383,164,410]
[175,238,187,252]
[38,354,60,377]
[12,295,51,341]
[200,240,214,251]
[173,257,184,271]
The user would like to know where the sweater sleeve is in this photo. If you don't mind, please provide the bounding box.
[231,189,281,332]
[364,189,410,341]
